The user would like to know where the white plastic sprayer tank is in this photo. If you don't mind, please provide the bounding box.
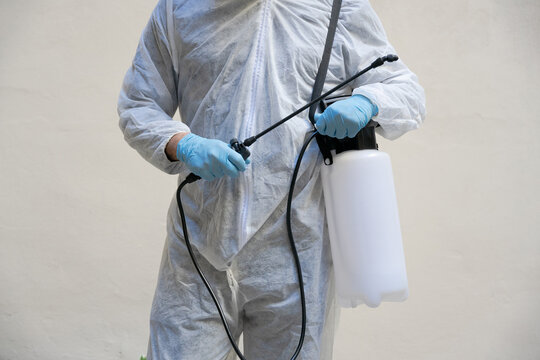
[321,149,409,308]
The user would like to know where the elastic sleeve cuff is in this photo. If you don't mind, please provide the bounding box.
[352,84,423,140]
[152,124,191,175]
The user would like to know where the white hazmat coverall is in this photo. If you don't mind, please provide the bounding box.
[118,0,425,358]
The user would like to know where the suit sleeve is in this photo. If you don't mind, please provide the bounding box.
[342,1,426,140]
[117,0,189,174]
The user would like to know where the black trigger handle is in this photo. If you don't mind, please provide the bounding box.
[230,138,251,161]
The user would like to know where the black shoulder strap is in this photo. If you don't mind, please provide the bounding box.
[309,0,342,165]
[308,0,342,124]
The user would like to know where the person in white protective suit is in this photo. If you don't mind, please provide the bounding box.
[118,0,425,359]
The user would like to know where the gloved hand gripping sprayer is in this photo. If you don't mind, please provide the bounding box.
[176,53,409,360]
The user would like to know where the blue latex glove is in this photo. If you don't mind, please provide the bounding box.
[176,133,249,181]
[314,94,379,139]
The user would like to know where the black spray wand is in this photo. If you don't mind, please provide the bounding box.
[185,54,399,183]
[229,54,399,159]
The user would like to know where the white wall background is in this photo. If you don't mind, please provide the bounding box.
[1,0,539,359]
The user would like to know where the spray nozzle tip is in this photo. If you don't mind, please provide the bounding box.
[385,54,399,62]
[372,54,399,68]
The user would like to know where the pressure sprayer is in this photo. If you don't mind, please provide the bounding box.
[317,104,409,308]
[176,54,408,360]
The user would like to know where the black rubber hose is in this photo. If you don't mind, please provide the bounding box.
[286,130,318,359]
[176,179,247,360]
